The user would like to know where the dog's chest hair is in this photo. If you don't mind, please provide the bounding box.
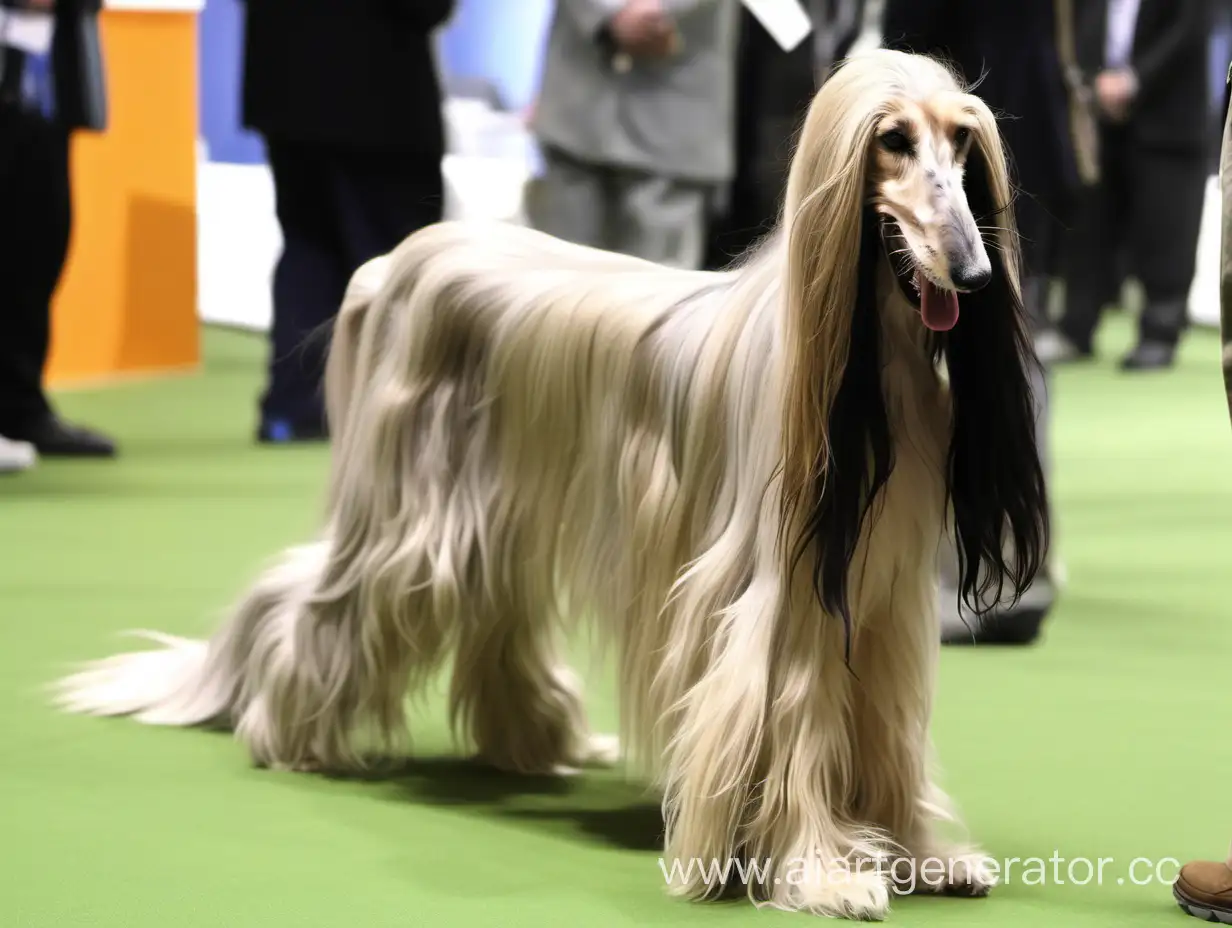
[866,369,950,574]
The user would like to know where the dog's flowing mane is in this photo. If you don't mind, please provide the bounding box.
[54,49,1046,919]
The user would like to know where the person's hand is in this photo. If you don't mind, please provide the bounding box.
[1095,68,1137,122]
[609,0,679,59]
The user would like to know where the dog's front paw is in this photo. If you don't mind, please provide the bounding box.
[784,863,892,921]
[942,852,997,897]
[269,757,324,774]
[578,732,621,767]
[898,849,997,898]
[535,734,623,778]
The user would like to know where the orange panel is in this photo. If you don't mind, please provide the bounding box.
[46,10,200,386]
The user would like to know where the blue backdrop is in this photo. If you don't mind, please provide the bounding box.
[197,0,553,166]
[199,0,262,164]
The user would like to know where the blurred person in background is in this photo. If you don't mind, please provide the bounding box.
[240,0,453,444]
[0,0,116,465]
[1211,0,1232,173]
[704,0,866,271]
[1044,0,1210,371]
[528,0,739,271]
[881,0,1095,644]
[1170,60,1232,924]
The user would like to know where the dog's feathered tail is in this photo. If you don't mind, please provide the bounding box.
[50,542,326,732]
[51,633,219,725]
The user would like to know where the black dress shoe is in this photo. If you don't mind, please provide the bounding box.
[942,606,1048,646]
[13,416,117,457]
[1120,340,1176,371]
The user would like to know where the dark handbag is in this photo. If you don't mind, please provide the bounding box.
[50,1,106,131]
[1055,0,1100,186]
[73,6,105,129]
[63,4,105,130]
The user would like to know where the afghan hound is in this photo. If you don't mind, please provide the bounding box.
[53,50,1046,919]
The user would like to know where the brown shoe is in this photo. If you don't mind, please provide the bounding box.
[1174,855,1232,922]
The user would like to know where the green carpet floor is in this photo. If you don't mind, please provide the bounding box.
[3,317,1232,927]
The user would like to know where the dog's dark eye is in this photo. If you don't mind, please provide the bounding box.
[879,129,911,154]
[953,127,971,148]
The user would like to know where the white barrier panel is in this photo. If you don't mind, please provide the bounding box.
[197,160,278,331]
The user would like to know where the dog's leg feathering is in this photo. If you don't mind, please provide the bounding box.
[447,544,610,776]
[660,584,894,920]
[850,581,996,900]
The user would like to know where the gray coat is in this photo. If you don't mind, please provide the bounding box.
[532,0,740,185]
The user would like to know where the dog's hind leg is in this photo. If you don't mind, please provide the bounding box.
[229,553,436,776]
[850,583,996,899]
[211,529,446,774]
[445,560,611,777]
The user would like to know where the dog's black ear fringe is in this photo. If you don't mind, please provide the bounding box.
[938,141,1049,617]
[794,205,894,665]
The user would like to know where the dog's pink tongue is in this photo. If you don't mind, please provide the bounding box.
[920,277,959,332]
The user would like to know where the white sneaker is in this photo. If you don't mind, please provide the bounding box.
[0,435,37,473]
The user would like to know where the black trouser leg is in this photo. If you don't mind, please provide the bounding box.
[259,141,444,434]
[1015,192,1059,333]
[260,140,351,433]
[1020,208,1056,587]
[330,149,444,271]
[0,105,71,435]
[702,10,767,271]
[1059,123,1130,352]
[1131,145,1208,346]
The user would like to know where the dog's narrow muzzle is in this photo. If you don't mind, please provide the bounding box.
[943,200,992,292]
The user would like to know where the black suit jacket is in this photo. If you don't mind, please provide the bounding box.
[1074,0,1210,151]
[704,4,865,269]
[240,0,454,154]
[881,0,1082,234]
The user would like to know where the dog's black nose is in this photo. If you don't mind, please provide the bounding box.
[951,261,992,292]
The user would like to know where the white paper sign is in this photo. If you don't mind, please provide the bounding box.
[0,9,54,56]
[740,0,813,52]
[103,0,207,11]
